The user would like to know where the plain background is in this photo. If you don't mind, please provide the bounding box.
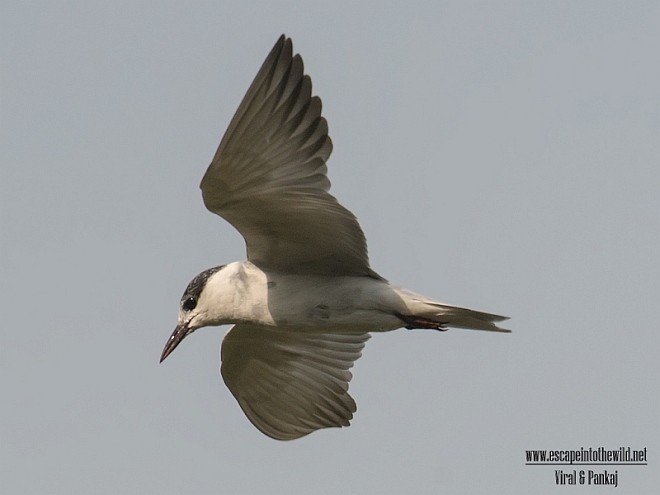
[2,1,658,493]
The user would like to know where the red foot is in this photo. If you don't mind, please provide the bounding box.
[394,312,448,331]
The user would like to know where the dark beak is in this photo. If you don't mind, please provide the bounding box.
[160,323,192,363]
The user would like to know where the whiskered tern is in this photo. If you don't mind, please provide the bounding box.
[160,35,509,440]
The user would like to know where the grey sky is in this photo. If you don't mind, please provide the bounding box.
[2,1,658,493]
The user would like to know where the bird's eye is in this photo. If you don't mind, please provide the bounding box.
[182,296,197,311]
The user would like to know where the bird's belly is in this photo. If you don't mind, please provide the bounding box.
[261,274,403,332]
[271,305,402,332]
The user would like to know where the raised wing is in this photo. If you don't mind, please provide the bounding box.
[220,324,370,440]
[200,35,373,276]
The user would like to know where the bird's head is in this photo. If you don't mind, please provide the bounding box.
[160,265,225,362]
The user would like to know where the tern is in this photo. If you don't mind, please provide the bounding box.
[160,35,509,440]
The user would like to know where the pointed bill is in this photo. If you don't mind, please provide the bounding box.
[160,323,192,362]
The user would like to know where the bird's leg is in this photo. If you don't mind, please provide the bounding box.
[394,312,449,331]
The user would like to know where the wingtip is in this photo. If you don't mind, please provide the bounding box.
[276,34,291,52]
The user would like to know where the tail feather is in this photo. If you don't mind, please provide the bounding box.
[427,303,510,332]
[395,288,510,333]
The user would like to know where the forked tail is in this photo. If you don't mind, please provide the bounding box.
[394,289,510,333]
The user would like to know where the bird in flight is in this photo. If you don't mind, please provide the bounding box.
[160,35,509,440]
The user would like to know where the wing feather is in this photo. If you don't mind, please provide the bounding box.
[200,35,374,276]
[221,324,370,440]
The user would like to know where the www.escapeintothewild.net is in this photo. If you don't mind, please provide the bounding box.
[526,446,647,464]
